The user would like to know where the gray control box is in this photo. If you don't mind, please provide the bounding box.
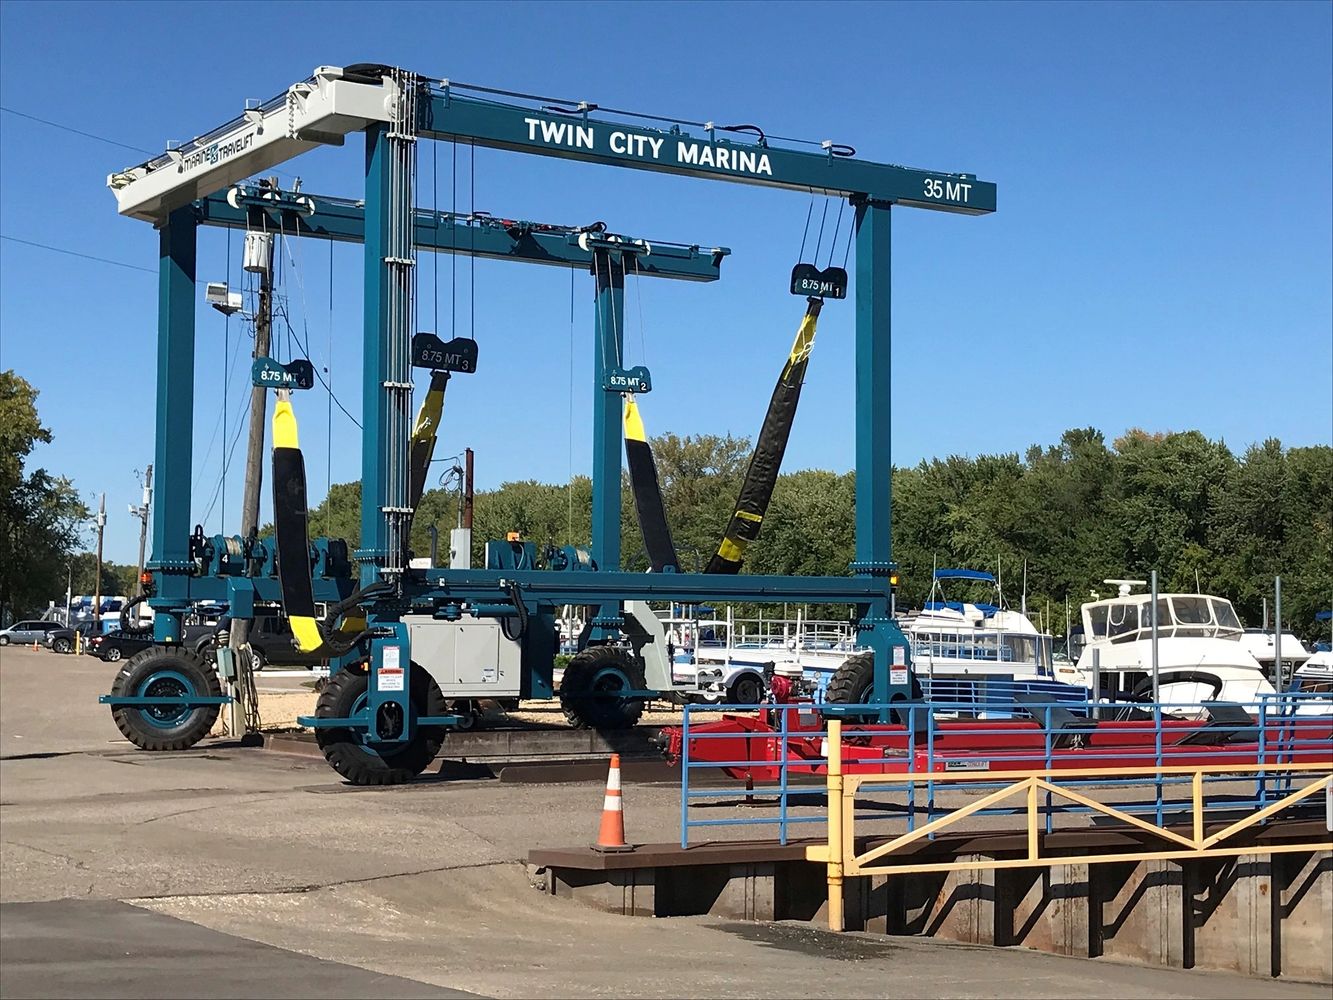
[405,616,521,698]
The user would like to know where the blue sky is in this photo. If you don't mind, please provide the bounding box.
[1,1,1329,564]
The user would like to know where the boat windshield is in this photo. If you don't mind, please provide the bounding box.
[1084,594,1244,643]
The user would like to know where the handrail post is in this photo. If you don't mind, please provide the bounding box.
[1192,768,1204,847]
[1026,777,1040,861]
[826,717,845,932]
[680,705,691,848]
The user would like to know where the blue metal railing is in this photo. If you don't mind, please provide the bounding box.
[678,692,1333,847]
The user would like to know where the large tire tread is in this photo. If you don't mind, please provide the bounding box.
[824,651,921,724]
[559,646,646,730]
[315,665,447,785]
[109,646,222,751]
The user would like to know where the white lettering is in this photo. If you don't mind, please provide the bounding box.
[646,135,663,158]
[674,140,772,177]
[609,131,627,154]
[539,120,568,145]
[575,125,594,149]
[525,117,540,141]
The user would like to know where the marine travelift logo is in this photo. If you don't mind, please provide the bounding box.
[179,129,257,172]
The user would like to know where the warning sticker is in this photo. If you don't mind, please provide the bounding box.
[379,646,404,691]
[892,646,906,666]
[890,668,909,686]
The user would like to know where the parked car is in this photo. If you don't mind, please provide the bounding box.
[44,624,96,654]
[86,620,221,662]
[195,612,328,669]
[0,620,64,647]
[85,628,155,662]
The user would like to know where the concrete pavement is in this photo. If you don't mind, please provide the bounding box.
[1,644,1325,998]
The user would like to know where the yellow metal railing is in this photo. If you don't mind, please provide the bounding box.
[807,719,1333,932]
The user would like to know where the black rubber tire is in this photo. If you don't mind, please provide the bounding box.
[559,646,646,730]
[249,648,266,671]
[824,652,921,723]
[0,636,9,645]
[195,637,218,666]
[53,637,72,654]
[109,646,222,751]
[105,647,122,662]
[728,672,765,706]
[315,665,447,785]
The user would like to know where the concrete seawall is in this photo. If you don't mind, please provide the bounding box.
[534,832,1332,982]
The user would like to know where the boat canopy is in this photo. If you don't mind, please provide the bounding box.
[923,601,1001,615]
[934,568,996,582]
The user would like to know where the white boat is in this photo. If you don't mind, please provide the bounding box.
[1055,580,1328,715]
[1237,628,1312,684]
[800,568,1082,709]
[1294,610,1333,692]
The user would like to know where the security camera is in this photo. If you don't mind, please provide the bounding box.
[206,282,243,316]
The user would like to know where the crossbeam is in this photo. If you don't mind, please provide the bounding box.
[109,65,996,222]
[423,87,997,213]
[195,189,728,281]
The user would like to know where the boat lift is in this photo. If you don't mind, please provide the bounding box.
[102,64,997,782]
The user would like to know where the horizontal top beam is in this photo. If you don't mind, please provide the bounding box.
[423,87,996,214]
[194,188,728,281]
[110,66,996,223]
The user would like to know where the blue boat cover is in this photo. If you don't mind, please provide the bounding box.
[935,568,996,582]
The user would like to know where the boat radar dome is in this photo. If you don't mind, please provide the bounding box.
[1104,579,1147,597]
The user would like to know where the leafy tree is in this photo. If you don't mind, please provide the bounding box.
[0,372,89,623]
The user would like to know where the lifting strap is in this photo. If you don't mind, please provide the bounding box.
[705,297,823,574]
[623,394,678,572]
[271,392,326,654]
[408,370,450,515]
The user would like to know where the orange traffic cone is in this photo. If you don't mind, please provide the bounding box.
[593,753,633,852]
[32,641,40,651]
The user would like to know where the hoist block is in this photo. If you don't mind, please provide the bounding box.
[252,357,315,390]
[411,333,478,373]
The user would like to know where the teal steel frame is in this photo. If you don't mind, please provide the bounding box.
[136,68,996,741]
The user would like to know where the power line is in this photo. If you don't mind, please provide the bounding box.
[0,234,156,274]
[274,293,362,429]
[1,104,299,179]
[0,106,154,154]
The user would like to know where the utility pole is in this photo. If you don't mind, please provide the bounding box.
[130,465,153,596]
[450,448,474,569]
[227,224,275,736]
[91,494,106,636]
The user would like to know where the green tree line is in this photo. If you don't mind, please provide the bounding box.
[310,426,1332,643]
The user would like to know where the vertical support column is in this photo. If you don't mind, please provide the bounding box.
[591,250,625,574]
[150,206,197,642]
[851,199,910,709]
[854,200,892,568]
[360,123,393,588]
[591,251,625,640]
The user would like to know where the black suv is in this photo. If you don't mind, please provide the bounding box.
[196,613,328,669]
[86,621,220,662]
